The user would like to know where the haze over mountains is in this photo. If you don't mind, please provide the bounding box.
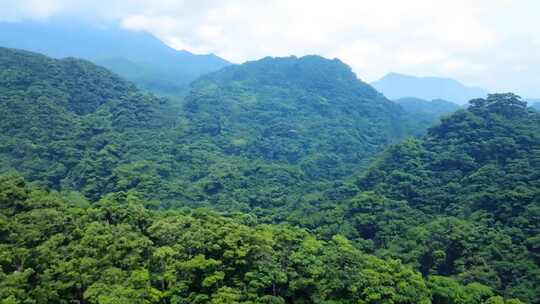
[372,72,489,104]
[526,99,540,111]
[395,97,461,135]
[0,20,230,97]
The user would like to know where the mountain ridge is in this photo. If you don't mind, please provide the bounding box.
[0,47,534,303]
[0,20,230,96]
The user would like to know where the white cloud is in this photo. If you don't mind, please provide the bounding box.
[1,0,539,96]
[121,15,184,33]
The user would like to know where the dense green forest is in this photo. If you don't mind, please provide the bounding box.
[0,47,538,303]
[0,48,412,212]
[290,94,540,302]
[0,173,524,303]
[0,47,182,201]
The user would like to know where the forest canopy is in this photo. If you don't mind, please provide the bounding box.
[0,47,538,303]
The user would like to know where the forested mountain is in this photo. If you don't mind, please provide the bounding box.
[0,47,535,303]
[0,21,230,96]
[184,56,406,179]
[291,94,539,302]
[0,47,183,200]
[372,72,488,104]
[395,97,461,135]
[0,48,410,211]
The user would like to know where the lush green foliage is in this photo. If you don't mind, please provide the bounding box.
[185,56,406,177]
[295,94,540,302]
[0,48,536,303]
[0,47,181,201]
[0,49,411,212]
[0,173,478,304]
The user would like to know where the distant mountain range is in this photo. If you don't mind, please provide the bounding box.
[0,20,230,97]
[371,72,488,104]
[525,99,540,110]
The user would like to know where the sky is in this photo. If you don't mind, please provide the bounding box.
[1,0,539,97]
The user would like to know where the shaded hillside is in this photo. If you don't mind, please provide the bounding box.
[0,21,230,96]
[396,97,461,136]
[293,94,539,302]
[396,97,460,116]
[372,72,487,104]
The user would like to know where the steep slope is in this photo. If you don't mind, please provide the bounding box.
[372,72,488,104]
[0,49,409,212]
[0,21,230,96]
[396,97,461,136]
[0,47,181,199]
[339,94,539,302]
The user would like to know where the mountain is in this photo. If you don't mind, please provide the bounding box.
[0,48,529,304]
[150,55,413,211]
[372,72,488,104]
[0,47,181,199]
[349,94,539,302]
[0,20,230,97]
[395,97,461,135]
[0,48,408,210]
[526,98,540,110]
[184,55,407,178]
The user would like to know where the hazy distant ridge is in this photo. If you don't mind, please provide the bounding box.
[0,21,230,95]
[371,72,488,104]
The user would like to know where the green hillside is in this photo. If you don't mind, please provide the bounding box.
[0,47,181,200]
[0,49,410,212]
[0,47,535,303]
[294,94,539,302]
[183,55,407,185]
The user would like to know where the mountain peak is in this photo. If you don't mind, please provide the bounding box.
[195,55,378,99]
[0,20,231,95]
